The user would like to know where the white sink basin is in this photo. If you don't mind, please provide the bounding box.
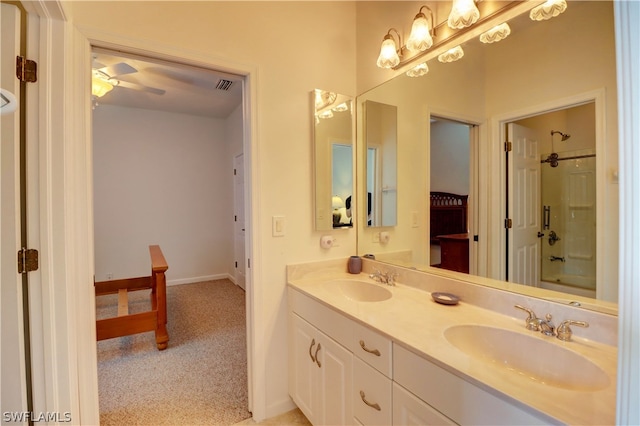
[444,325,610,391]
[323,279,392,302]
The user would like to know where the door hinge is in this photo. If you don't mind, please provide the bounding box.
[505,218,513,229]
[504,141,512,152]
[16,56,37,83]
[18,248,39,273]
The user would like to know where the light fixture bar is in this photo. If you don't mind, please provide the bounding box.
[392,0,530,70]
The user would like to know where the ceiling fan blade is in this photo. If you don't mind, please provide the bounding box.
[116,80,166,95]
[98,62,137,78]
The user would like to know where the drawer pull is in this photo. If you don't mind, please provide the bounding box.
[314,343,322,368]
[359,340,381,356]
[359,390,381,411]
[309,338,316,363]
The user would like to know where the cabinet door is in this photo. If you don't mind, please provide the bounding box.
[290,313,321,423]
[316,328,353,426]
[393,383,455,425]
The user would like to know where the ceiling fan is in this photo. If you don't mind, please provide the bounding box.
[92,60,166,98]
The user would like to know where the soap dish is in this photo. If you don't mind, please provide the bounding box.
[431,292,460,305]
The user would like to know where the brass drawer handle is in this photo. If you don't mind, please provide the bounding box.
[360,390,381,411]
[359,340,381,356]
[314,343,322,368]
[309,338,316,363]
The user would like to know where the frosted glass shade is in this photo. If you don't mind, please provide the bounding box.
[406,62,429,78]
[407,14,433,52]
[530,0,567,21]
[438,46,465,63]
[448,0,480,29]
[377,36,400,69]
[479,23,511,44]
[92,76,114,98]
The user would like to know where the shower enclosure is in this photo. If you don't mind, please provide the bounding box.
[540,148,596,294]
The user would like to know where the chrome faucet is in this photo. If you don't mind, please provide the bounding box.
[556,319,589,341]
[515,305,589,341]
[514,305,554,336]
[369,269,398,286]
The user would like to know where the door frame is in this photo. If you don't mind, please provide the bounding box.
[491,89,606,296]
[80,34,261,417]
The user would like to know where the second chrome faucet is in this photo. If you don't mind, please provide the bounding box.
[514,304,588,341]
[369,269,398,286]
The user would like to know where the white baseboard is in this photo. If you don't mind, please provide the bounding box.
[167,273,235,286]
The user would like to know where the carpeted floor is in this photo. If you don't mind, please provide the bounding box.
[96,279,252,425]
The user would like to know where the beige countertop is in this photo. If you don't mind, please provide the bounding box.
[287,268,616,425]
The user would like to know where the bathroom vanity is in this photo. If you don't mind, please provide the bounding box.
[287,259,616,425]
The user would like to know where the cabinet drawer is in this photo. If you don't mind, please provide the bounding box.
[353,357,392,425]
[393,344,551,425]
[393,383,456,425]
[352,321,392,377]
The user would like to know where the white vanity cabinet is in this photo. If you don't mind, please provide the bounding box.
[288,287,553,426]
[289,312,353,426]
[393,345,553,425]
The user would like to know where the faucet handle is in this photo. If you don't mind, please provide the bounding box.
[514,305,540,331]
[556,319,589,341]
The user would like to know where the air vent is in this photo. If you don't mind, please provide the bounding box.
[215,79,234,91]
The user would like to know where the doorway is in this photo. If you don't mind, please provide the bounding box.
[91,47,251,419]
[429,115,476,274]
[505,102,597,298]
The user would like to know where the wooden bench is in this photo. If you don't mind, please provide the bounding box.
[95,245,169,350]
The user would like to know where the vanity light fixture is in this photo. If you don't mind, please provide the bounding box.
[447,0,480,29]
[479,22,511,44]
[438,45,465,63]
[406,62,429,77]
[529,0,567,21]
[376,28,403,69]
[406,6,436,52]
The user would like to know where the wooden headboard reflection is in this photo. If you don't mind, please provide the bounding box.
[430,192,468,243]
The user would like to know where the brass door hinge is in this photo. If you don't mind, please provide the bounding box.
[504,141,512,152]
[505,218,513,229]
[18,248,39,274]
[16,56,37,83]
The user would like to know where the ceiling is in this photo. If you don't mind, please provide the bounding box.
[92,48,243,118]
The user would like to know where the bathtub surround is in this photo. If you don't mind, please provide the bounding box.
[96,280,250,425]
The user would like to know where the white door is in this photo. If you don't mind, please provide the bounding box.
[234,154,246,290]
[507,123,541,286]
[1,2,29,416]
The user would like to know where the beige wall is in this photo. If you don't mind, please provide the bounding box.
[66,1,357,417]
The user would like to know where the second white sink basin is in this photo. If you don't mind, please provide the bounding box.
[323,279,392,302]
[444,325,610,391]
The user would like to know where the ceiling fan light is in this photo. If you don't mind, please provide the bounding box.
[377,35,400,69]
[92,76,114,98]
[448,0,480,29]
[407,13,433,52]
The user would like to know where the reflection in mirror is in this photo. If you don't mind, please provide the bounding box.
[355,1,617,314]
[313,89,354,230]
[363,100,397,227]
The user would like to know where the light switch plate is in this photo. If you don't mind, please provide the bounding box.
[272,216,285,237]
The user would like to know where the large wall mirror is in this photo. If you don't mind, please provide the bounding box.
[313,89,355,230]
[356,1,618,315]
